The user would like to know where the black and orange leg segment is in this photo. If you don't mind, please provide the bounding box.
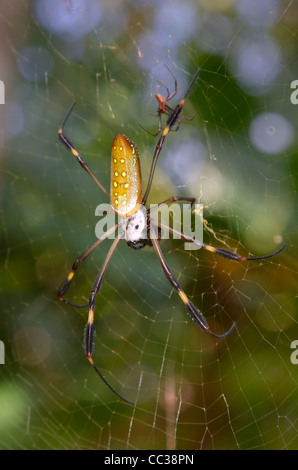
[151,237,235,338]
[155,222,287,263]
[57,224,118,308]
[58,102,110,198]
[200,242,287,262]
[83,233,134,404]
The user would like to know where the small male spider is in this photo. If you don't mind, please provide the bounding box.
[57,68,286,404]
[150,64,198,138]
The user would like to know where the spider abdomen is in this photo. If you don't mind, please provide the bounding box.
[110,134,142,217]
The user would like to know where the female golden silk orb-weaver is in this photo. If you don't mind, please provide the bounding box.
[57,68,286,404]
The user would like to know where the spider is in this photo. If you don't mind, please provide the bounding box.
[148,64,198,138]
[57,70,286,405]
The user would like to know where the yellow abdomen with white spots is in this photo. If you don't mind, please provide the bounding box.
[110,135,142,217]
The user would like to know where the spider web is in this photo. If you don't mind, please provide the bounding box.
[0,0,297,450]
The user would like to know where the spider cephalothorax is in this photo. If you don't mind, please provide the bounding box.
[124,210,152,250]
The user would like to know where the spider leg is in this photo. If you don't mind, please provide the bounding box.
[165,110,197,132]
[157,112,162,135]
[58,102,110,198]
[83,232,134,405]
[243,244,287,261]
[139,120,162,138]
[180,67,200,103]
[180,112,197,121]
[201,242,287,261]
[156,221,287,262]
[142,132,167,205]
[163,64,178,101]
[151,237,235,338]
[147,196,196,216]
[57,224,118,308]
[156,81,171,101]
[169,119,181,133]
